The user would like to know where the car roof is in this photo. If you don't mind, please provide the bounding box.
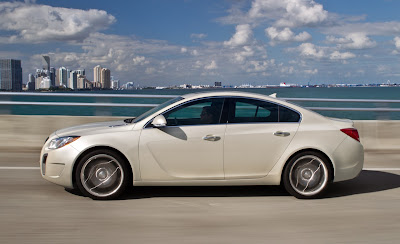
[181,90,279,101]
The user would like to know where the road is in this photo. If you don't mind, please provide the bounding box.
[0,151,399,244]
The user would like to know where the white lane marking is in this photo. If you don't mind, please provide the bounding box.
[364,168,400,171]
[0,167,40,170]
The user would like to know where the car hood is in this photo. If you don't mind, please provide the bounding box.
[55,120,133,137]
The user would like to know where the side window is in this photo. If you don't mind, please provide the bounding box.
[162,98,224,126]
[230,98,278,123]
[279,105,301,122]
[229,98,300,123]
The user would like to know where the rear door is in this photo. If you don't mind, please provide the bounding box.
[223,98,301,179]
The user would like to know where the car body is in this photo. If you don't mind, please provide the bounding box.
[40,91,364,199]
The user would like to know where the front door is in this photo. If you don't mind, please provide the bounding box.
[139,98,226,181]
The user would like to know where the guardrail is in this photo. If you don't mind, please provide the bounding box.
[1,92,400,112]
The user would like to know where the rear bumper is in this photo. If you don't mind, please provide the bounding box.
[332,137,364,182]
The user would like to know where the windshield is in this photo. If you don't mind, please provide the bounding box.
[132,96,184,123]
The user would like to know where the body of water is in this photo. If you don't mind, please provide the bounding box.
[1,87,400,120]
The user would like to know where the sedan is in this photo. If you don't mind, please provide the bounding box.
[40,91,364,200]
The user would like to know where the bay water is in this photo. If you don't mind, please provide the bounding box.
[2,87,400,120]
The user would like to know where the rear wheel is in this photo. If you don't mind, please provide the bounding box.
[283,151,331,199]
[75,150,130,200]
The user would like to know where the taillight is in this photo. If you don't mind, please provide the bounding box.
[340,128,360,142]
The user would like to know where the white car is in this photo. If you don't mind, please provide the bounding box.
[40,91,364,200]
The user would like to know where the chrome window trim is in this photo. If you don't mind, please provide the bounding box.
[143,95,302,129]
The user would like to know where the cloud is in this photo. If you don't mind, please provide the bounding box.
[224,24,253,47]
[191,33,207,39]
[323,22,400,37]
[280,66,295,75]
[297,43,325,59]
[145,67,156,74]
[191,50,200,56]
[220,0,328,28]
[132,56,149,66]
[304,68,318,74]
[234,46,255,62]
[0,1,115,43]
[265,27,311,45]
[329,51,356,60]
[394,36,400,49]
[246,60,275,73]
[204,60,218,70]
[327,33,376,49]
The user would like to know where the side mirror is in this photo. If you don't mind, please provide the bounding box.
[151,114,167,128]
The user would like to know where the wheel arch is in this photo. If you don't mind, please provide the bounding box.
[71,146,133,189]
[280,148,335,185]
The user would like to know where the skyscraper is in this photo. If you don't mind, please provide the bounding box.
[0,59,22,91]
[27,73,35,91]
[59,67,68,87]
[69,70,77,89]
[76,69,85,76]
[101,68,111,88]
[42,56,50,71]
[50,67,56,87]
[93,65,102,84]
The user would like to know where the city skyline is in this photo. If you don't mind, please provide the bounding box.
[2,1,400,86]
[28,59,116,90]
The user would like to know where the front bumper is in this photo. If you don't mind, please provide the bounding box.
[40,144,80,189]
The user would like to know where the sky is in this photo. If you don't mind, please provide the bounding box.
[1,0,400,86]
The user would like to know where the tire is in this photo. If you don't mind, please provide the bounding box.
[283,151,331,199]
[75,149,130,200]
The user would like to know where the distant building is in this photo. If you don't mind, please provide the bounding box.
[35,76,43,89]
[40,77,51,89]
[34,69,48,89]
[180,84,192,89]
[69,71,78,89]
[50,67,56,87]
[27,73,35,91]
[76,69,85,76]
[112,79,120,89]
[215,81,222,87]
[0,59,22,91]
[55,68,60,86]
[58,67,68,87]
[93,65,102,84]
[77,75,92,89]
[42,56,50,72]
[124,82,135,90]
[101,68,111,88]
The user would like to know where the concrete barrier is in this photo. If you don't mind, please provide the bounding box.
[0,115,399,153]
[0,115,127,152]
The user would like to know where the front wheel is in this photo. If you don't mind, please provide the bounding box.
[283,151,331,199]
[75,150,130,200]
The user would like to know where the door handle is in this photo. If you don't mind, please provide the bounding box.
[274,131,290,137]
[202,135,221,141]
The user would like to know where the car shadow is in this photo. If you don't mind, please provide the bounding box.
[65,170,400,200]
[120,185,290,200]
[324,170,400,198]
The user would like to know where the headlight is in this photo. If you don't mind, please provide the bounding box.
[48,136,80,149]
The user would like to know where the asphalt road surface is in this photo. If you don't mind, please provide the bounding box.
[1,151,399,244]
